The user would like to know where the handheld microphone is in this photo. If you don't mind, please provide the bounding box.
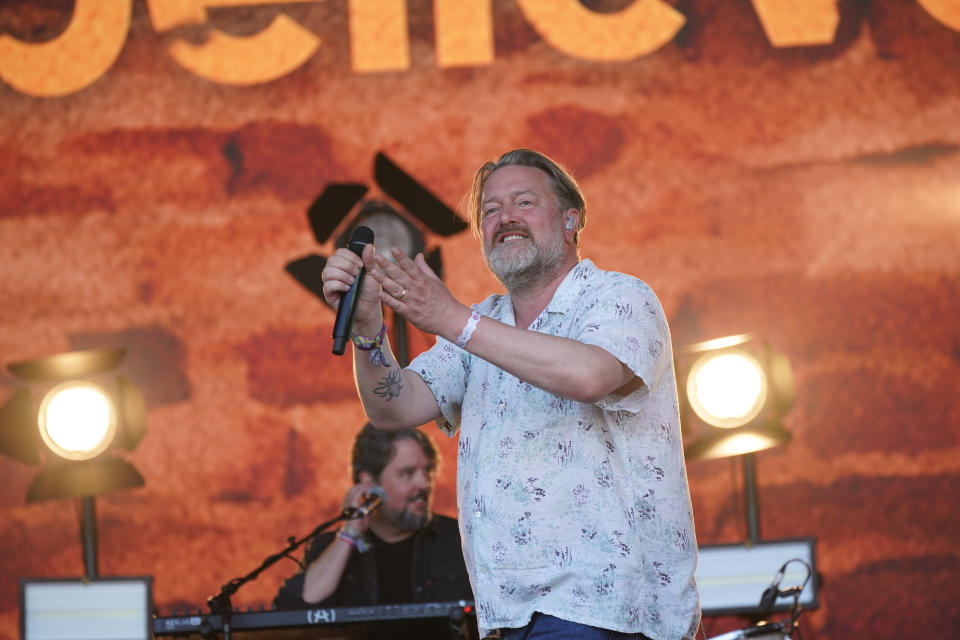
[332,226,375,356]
[344,486,386,519]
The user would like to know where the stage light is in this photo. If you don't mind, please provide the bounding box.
[683,423,792,461]
[687,349,767,428]
[679,334,794,459]
[338,200,425,263]
[0,347,146,577]
[677,334,795,543]
[38,381,117,461]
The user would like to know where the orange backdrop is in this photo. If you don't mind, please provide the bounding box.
[1,1,959,638]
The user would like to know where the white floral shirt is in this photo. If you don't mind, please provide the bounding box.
[408,259,700,640]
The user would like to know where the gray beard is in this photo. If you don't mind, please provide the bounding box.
[395,507,432,532]
[380,492,433,532]
[485,236,566,293]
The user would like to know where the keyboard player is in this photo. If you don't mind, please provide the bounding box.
[274,424,473,618]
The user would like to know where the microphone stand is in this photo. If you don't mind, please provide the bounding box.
[205,510,356,639]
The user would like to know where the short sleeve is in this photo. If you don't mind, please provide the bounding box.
[574,276,671,413]
[406,337,468,437]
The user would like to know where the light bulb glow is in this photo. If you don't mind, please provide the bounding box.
[38,381,117,460]
[711,432,774,457]
[687,351,767,428]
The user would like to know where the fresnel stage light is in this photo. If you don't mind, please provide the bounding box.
[677,334,795,543]
[678,336,820,620]
[687,347,767,428]
[0,347,146,577]
[38,380,118,461]
[680,334,795,462]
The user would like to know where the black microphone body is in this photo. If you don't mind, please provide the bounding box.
[759,583,779,611]
[759,563,785,611]
[332,226,375,355]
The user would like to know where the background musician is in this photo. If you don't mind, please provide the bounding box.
[274,423,472,613]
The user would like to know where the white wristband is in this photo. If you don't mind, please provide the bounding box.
[456,311,481,348]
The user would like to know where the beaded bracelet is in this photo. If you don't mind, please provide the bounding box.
[351,322,388,367]
[337,529,370,553]
[456,311,481,348]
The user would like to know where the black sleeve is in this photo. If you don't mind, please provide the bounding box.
[272,572,307,610]
[303,531,336,566]
[272,532,338,610]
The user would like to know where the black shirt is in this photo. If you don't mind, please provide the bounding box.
[273,513,472,609]
[371,531,416,604]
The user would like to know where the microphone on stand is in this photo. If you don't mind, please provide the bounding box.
[344,486,386,519]
[332,226,375,356]
[759,562,786,611]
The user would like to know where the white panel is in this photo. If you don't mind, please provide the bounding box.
[697,539,815,614]
[23,579,150,640]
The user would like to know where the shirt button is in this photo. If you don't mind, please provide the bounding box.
[474,511,482,518]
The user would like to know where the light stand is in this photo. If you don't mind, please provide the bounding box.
[0,348,147,578]
[678,335,794,544]
[392,309,410,367]
[742,453,760,544]
[80,496,99,578]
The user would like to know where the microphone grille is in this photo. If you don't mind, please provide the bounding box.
[350,225,374,245]
[367,485,386,500]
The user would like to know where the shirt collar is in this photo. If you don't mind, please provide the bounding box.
[489,259,596,325]
[543,259,595,315]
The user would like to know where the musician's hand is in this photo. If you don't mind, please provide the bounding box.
[372,248,470,340]
[321,245,383,336]
[341,480,377,535]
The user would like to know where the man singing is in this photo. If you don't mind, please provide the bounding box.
[320,149,700,640]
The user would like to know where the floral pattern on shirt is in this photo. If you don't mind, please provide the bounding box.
[408,260,700,640]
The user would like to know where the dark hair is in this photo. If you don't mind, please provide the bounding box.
[350,423,438,483]
[466,148,587,244]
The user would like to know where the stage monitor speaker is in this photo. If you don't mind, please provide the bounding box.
[20,576,152,640]
[697,537,817,616]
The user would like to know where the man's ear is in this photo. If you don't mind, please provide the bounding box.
[358,471,375,485]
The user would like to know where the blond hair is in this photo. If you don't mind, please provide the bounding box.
[466,149,586,245]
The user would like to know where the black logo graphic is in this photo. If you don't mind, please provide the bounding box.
[285,152,468,302]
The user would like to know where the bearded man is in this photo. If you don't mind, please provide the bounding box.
[274,423,471,609]
[319,149,700,640]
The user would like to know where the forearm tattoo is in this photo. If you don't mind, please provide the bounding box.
[373,367,403,401]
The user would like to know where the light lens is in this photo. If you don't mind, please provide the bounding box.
[687,350,767,428]
[363,212,419,259]
[38,381,117,460]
